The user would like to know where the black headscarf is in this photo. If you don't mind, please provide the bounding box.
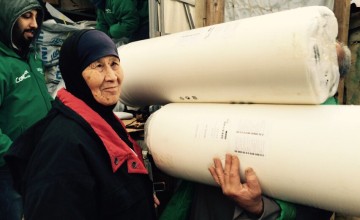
[59,29,119,111]
[59,29,132,147]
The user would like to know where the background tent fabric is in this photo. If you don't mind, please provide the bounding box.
[224,0,334,21]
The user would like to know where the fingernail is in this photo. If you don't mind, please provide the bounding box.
[246,168,253,174]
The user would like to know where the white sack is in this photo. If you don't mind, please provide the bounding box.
[36,19,91,96]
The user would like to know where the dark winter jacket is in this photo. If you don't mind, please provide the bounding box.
[4,89,157,220]
[0,0,52,167]
[95,0,149,41]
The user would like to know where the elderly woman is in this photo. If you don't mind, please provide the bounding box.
[4,29,157,220]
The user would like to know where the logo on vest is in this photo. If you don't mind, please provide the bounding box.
[16,70,31,83]
[37,68,44,75]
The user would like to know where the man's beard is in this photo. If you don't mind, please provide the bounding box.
[12,28,36,52]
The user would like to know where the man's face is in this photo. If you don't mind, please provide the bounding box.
[12,10,39,50]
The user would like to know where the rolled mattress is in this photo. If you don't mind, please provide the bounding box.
[119,6,339,107]
[145,103,360,216]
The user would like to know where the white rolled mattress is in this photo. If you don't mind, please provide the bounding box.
[145,103,360,216]
[119,6,339,107]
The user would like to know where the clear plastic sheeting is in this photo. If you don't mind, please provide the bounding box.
[225,0,335,21]
[119,6,339,107]
[145,103,360,216]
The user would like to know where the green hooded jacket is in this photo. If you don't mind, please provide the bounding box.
[96,0,148,40]
[0,0,52,167]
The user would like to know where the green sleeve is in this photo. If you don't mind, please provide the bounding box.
[159,181,194,220]
[321,96,338,105]
[96,9,110,36]
[275,199,297,220]
[0,128,13,167]
[0,73,13,167]
[109,0,139,39]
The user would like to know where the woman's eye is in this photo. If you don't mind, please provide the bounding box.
[90,63,104,72]
[96,64,104,71]
[111,62,119,69]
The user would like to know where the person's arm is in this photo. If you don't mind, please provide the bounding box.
[209,154,332,220]
[232,195,281,220]
[108,0,139,39]
[0,127,13,165]
[0,77,13,166]
[24,174,98,220]
[209,154,282,219]
[96,9,110,36]
[20,138,99,220]
[209,154,264,216]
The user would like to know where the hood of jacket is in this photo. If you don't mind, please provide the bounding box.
[0,0,43,50]
[89,0,106,10]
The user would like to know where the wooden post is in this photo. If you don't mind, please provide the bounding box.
[195,0,224,28]
[205,0,225,26]
[195,0,207,28]
[333,0,351,104]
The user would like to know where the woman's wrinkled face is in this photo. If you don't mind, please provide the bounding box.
[82,55,123,106]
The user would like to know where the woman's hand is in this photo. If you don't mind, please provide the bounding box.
[209,154,263,216]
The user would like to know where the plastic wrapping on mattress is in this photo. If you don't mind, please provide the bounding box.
[145,103,360,216]
[119,6,339,107]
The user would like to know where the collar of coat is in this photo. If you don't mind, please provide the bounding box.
[57,88,148,174]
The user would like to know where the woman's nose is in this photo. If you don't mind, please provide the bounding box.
[104,67,117,80]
